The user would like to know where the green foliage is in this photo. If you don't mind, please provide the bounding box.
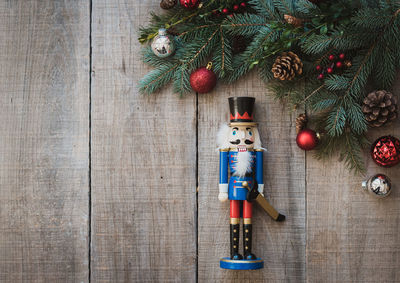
[138,0,400,174]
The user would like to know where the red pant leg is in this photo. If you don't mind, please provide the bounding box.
[230,200,240,218]
[243,200,252,219]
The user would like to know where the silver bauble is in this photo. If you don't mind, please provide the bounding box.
[151,28,175,58]
[362,174,392,198]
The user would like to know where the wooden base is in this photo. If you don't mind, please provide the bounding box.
[220,257,264,270]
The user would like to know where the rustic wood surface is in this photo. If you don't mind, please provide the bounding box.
[0,1,90,282]
[0,1,399,282]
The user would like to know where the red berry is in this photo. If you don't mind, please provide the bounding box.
[316,65,321,71]
[222,8,229,14]
[327,67,333,74]
[328,54,335,61]
[233,4,239,11]
[336,61,343,68]
[240,2,246,8]
[317,74,324,80]
[339,53,345,60]
[228,13,234,17]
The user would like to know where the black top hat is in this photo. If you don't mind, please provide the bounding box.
[229,97,255,123]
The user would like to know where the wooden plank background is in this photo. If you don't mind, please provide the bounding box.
[0,0,399,282]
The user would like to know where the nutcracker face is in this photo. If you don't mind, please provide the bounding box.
[229,125,256,152]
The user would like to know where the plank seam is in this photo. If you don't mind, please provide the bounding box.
[88,0,93,282]
[195,92,199,283]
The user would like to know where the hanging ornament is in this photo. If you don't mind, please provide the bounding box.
[160,0,177,9]
[362,90,398,128]
[189,62,217,93]
[295,114,319,150]
[371,136,400,167]
[271,52,303,81]
[180,0,200,9]
[151,28,175,58]
[362,174,392,198]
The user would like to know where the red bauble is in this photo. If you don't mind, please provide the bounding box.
[327,67,333,74]
[371,135,400,167]
[190,65,217,93]
[296,129,319,150]
[336,61,343,68]
[328,54,335,61]
[180,0,200,9]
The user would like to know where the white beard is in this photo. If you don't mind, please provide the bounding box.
[233,151,252,177]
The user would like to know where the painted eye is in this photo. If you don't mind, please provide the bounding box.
[248,131,252,136]
[232,130,237,135]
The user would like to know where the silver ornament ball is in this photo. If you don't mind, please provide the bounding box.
[151,28,175,58]
[362,174,392,198]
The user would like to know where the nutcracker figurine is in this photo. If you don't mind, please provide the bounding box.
[217,97,285,270]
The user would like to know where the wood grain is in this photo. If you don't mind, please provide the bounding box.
[198,73,306,282]
[90,1,197,282]
[306,74,400,282]
[0,1,90,282]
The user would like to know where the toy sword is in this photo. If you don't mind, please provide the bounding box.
[242,181,285,222]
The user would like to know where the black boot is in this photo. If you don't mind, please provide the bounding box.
[243,224,257,260]
[230,224,243,260]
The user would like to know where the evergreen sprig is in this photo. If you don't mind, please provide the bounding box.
[138,0,400,174]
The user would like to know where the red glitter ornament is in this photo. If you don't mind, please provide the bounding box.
[180,0,200,9]
[190,62,217,93]
[371,135,400,167]
[296,129,319,150]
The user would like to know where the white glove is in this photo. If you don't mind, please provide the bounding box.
[219,184,228,202]
[258,184,264,197]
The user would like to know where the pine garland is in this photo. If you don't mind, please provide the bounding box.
[138,0,400,174]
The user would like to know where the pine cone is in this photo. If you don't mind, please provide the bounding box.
[296,113,308,134]
[362,90,398,127]
[271,52,303,81]
[284,14,304,27]
[160,0,176,9]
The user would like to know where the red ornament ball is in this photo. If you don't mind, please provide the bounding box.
[240,2,246,8]
[371,135,400,167]
[316,65,322,71]
[180,0,200,9]
[339,53,345,60]
[222,8,229,14]
[296,129,319,150]
[190,66,217,93]
[317,73,324,80]
[328,54,335,61]
[233,4,239,11]
[327,67,333,74]
[336,61,343,68]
